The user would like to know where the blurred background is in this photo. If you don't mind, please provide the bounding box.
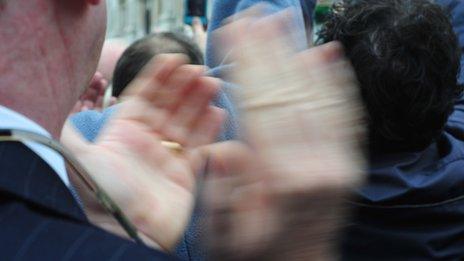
[106,0,214,42]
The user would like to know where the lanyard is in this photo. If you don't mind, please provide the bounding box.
[0,128,142,244]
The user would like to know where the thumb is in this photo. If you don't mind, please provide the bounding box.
[196,141,256,178]
[61,121,92,155]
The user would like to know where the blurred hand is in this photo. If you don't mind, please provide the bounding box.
[204,8,365,260]
[71,71,117,113]
[64,55,225,251]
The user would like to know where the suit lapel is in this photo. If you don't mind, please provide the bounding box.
[0,141,87,223]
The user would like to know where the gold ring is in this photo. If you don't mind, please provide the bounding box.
[161,141,184,154]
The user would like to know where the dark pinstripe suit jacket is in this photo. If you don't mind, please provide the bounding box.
[0,142,176,260]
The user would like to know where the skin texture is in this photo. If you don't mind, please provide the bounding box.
[62,4,365,258]
[203,9,365,260]
[65,55,226,250]
[71,40,127,113]
[1,0,224,251]
[97,40,129,82]
[71,71,117,113]
[0,0,106,138]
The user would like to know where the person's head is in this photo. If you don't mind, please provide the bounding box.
[98,39,129,82]
[318,0,463,152]
[0,0,107,136]
[112,32,204,97]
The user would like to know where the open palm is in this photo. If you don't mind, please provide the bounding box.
[204,9,365,260]
[67,55,224,250]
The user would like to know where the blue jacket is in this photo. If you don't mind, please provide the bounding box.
[341,97,464,260]
[439,0,464,84]
[340,1,464,259]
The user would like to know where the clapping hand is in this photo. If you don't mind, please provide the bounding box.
[204,8,365,260]
[65,55,225,250]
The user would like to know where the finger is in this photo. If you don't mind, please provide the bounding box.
[84,72,104,98]
[226,11,299,104]
[115,98,167,131]
[248,9,298,59]
[98,78,109,95]
[122,54,189,99]
[221,8,296,64]
[93,71,104,82]
[296,42,344,71]
[71,100,83,114]
[295,44,364,151]
[152,64,206,109]
[222,4,269,26]
[185,106,226,148]
[211,17,255,65]
[81,86,99,101]
[296,42,359,108]
[163,77,220,143]
[82,101,94,111]
[232,10,297,77]
[61,121,92,154]
[202,142,261,183]
[109,97,118,107]
[95,95,104,111]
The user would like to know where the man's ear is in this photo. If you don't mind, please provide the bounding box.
[86,0,101,5]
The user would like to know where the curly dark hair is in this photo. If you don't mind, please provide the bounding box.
[318,0,463,152]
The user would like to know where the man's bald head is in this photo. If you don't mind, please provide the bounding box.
[98,39,129,82]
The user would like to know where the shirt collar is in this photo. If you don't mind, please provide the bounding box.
[0,105,70,187]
